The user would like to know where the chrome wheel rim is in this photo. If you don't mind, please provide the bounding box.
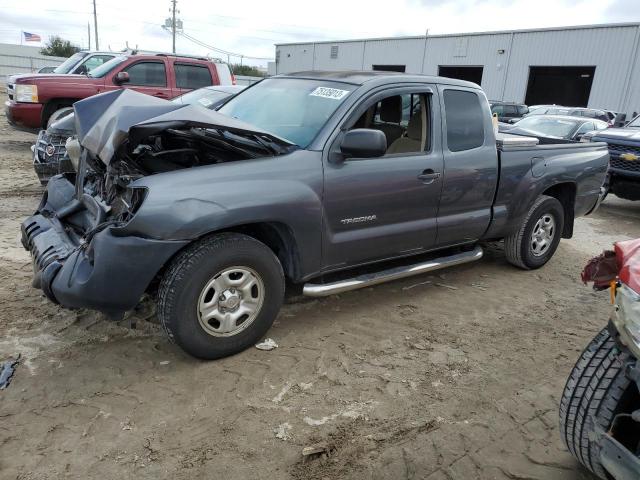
[197,266,265,337]
[530,214,556,257]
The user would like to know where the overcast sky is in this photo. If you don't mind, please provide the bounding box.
[1,0,639,67]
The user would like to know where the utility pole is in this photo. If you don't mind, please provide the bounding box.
[87,22,91,50]
[171,0,177,54]
[92,0,99,50]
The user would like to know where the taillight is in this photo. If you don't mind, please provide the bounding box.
[231,72,237,85]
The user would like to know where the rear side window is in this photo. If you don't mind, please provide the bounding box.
[504,105,517,115]
[124,61,167,86]
[444,90,485,152]
[175,63,213,89]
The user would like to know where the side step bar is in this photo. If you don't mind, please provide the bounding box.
[303,246,483,297]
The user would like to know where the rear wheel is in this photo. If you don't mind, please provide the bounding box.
[559,327,635,479]
[157,233,285,359]
[504,195,564,269]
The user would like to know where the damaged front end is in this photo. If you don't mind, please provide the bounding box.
[21,89,294,317]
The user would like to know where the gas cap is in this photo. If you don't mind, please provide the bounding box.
[531,156,547,177]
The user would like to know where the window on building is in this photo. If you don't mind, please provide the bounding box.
[175,63,213,89]
[443,89,484,152]
[330,45,339,59]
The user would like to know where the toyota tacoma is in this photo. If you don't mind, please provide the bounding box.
[21,72,609,359]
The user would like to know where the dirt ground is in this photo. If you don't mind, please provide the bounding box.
[1,97,640,480]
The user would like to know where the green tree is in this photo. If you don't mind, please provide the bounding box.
[231,64,265,77]
[40,36,80,57]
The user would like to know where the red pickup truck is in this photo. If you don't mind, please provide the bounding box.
[5,53,235,130]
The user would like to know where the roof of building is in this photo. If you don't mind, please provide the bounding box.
[275,22,640,46]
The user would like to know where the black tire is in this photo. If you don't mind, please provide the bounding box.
[157,233,285,360]
[504,195,564,269]
[559,327,634,479]
[46,106,74,128]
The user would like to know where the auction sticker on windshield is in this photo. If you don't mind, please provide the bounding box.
[310,87,350,100]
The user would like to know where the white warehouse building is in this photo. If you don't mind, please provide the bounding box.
[274,22,640,117]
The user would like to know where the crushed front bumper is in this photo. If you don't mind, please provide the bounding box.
[21,176,188,316]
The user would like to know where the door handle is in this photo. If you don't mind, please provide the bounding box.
[417,169,441,185]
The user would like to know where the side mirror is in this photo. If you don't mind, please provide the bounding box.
[114,71,130,84]
[340,129,387,159]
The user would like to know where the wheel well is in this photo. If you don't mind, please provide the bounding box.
[41,99,78,128]
[146,222,302,297]
[225,222,301,281]
[542,183,576,238]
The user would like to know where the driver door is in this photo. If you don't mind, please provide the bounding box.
[321,86,444,271]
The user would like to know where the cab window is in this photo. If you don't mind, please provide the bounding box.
[123,61,167,87]
[175,63,213,89]
[350,92,431,155]
[443,90,484,152]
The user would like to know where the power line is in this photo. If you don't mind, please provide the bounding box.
[177,30,273,61]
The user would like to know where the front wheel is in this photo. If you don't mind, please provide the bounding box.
[504,195,564,269]
[157,233,285,359]
[559,327,636,479]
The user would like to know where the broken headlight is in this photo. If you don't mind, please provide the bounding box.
[109,186,148,224]
[614,284,640,358]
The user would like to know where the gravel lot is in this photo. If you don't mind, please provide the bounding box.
[1,96,640,480]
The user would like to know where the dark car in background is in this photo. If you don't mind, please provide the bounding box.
[586,114,640,201]
[500,115,608,144]
[32,84,245,184]
[489,101,528,123]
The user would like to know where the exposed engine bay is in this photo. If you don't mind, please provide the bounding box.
[64,88,295,234]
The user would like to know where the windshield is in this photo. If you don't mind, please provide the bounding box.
[515,117,579,138]
[627,115,640,127]
[172,88,233,109]
[218,78,356,147]
[88,55,128,78]
[53,52,87,74]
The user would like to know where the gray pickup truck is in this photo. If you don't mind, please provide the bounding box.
[21,72,609,359]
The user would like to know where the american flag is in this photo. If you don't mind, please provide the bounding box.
[23,32,41,42]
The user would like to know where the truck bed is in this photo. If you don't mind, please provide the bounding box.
[483,134,609,240]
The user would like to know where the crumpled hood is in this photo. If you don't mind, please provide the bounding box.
[73,89,291,164]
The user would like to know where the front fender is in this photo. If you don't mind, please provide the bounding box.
[118,150,324,278]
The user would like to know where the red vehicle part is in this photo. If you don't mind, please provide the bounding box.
[582,238,640,294]
[616,239,640,294]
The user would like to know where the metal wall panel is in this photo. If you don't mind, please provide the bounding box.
[503,25,639,112]
[361,38,426,73]
[312,41,365,71]
[421,33,513,100]
[276,44,315,73]
[274,24,640,115]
